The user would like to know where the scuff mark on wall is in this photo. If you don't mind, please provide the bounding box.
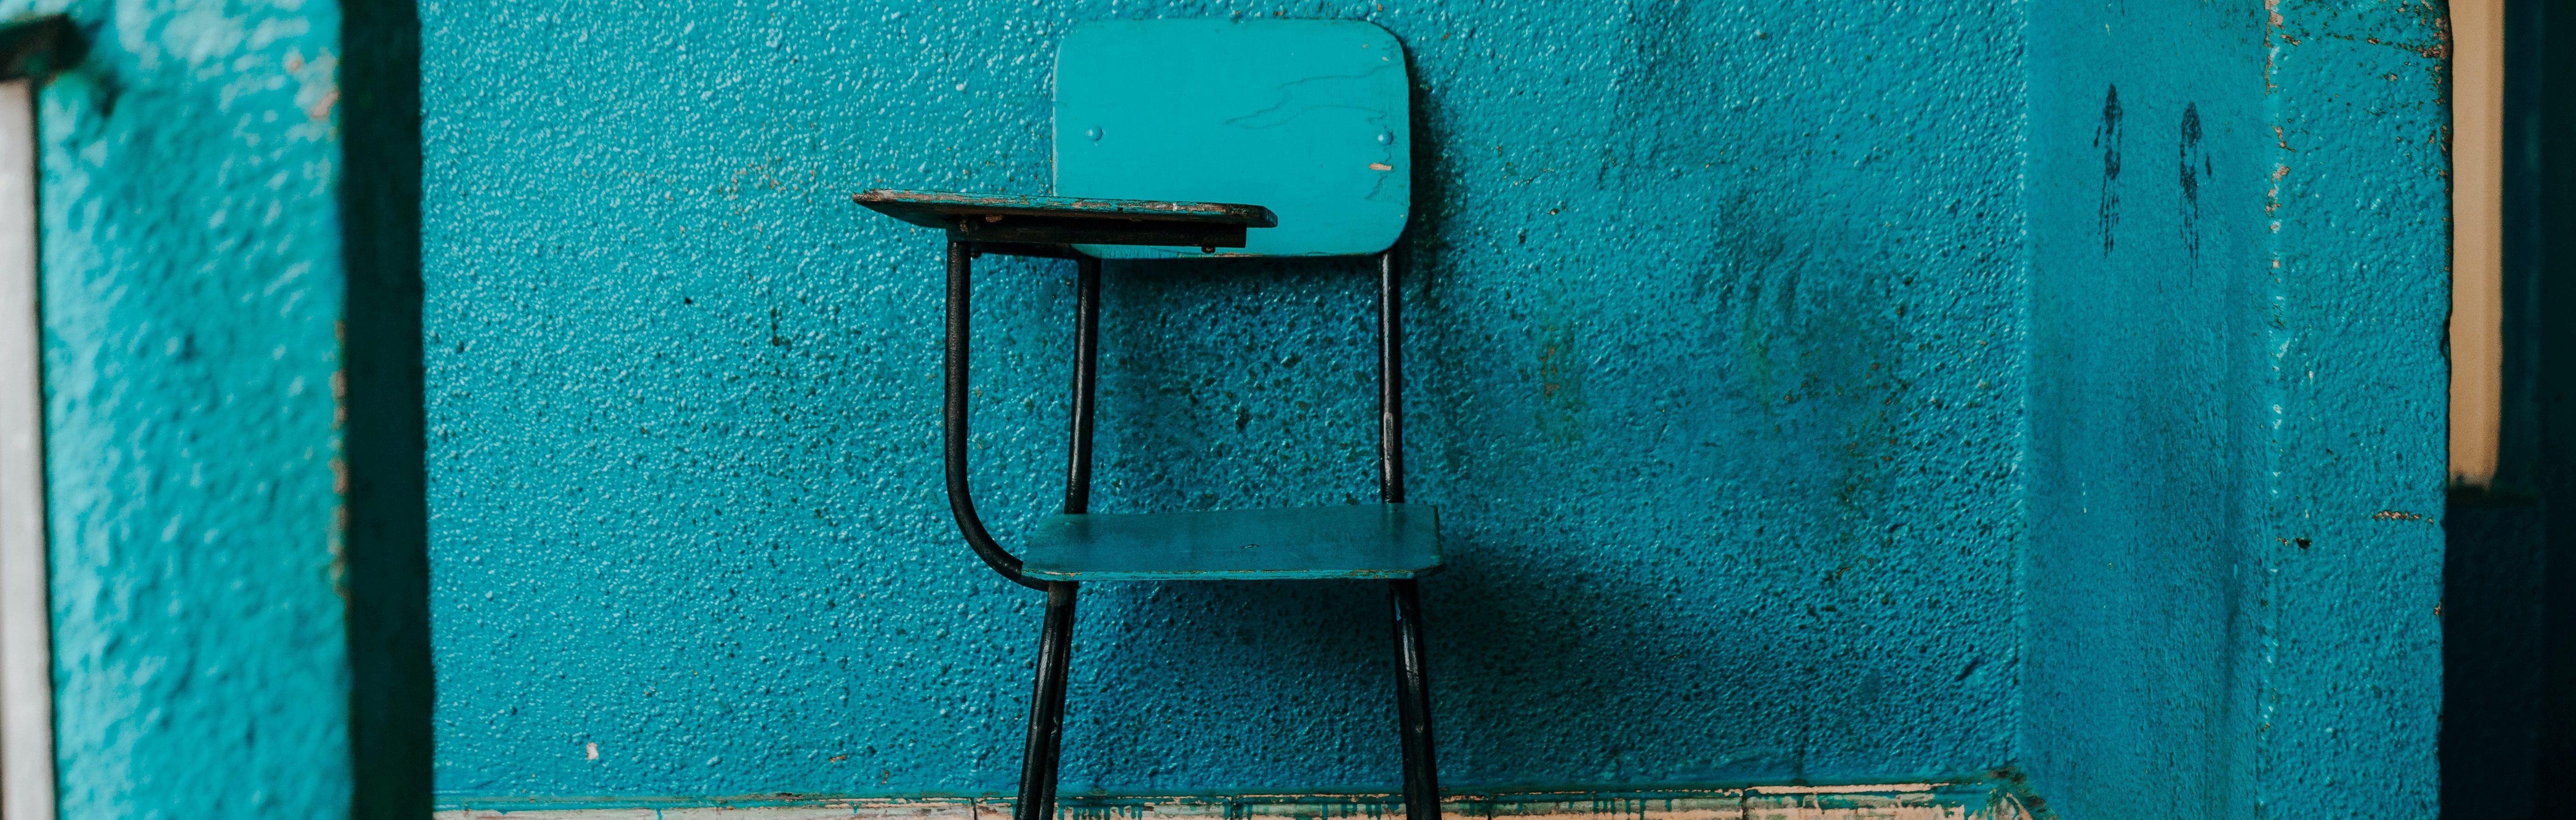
[2177,103,2205,261]
[2093,85,2123,255]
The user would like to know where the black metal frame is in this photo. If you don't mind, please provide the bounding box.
[938,239,1438,820]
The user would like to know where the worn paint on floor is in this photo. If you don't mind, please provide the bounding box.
[434,782,2030,820]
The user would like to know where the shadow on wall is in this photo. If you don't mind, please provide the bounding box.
[341,0,433,815]
[2443,0,2576,815]
[2441,493,2544,820]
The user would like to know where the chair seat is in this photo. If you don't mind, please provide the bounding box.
[1021,503,1440,581]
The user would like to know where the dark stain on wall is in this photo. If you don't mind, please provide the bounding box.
[2094,84,2122,255]
[2177,103,2205,261]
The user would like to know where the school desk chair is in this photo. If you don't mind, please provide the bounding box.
[854,19,1439,820]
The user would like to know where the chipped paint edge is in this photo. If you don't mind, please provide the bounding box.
[435,781,2032,820]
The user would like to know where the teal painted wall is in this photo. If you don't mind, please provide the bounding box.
[424,0,2029,799]
[16,1,364,818]
[2018,1,2446,819]
[413,0,2446,815]
[0,0,2443,815]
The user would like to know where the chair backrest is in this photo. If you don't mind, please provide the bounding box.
[1054,19,1410,259]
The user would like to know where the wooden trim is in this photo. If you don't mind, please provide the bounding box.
[0,77,53,820]
[2451,0,2505,488]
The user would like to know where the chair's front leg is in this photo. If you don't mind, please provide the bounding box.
[943,238,1045,591]
[1389,578,1440,820]
[1015,580,1079,820]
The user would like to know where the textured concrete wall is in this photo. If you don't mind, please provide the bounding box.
[0,0,2443,814]
[424,0,2030,800]
[422,0,2448,812]
[17,0,359,817]
[2018,1,2447,819]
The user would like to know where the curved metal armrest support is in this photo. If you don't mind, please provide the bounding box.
[946,239,1049,591]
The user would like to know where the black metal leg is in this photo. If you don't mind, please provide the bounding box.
[946,239,1043,590]
[1016,581,1078,820]
[1376,247,1436,819]
[1012,255,1098,820]
[1376,249,1404,505]
[1063,256,1100,515]
[1390,578,1439,820]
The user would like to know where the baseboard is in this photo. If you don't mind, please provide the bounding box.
[435,780,2035,820]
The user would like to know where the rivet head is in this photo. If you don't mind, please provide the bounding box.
[1086,127,1103,141]
[1376,131,1393,144]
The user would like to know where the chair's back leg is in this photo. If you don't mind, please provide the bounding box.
[1377,249,1404,504]
[1016,581,1079,820]
[1016,255,1102,820]
[1390,578,1440,820]
[1377,247,1440,820]
[1064,256,1101,514]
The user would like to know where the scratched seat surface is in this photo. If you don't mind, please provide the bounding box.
[1054,19,1410,259]
[1020,504,1440,581]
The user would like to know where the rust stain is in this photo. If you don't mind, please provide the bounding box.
[2372,510,2427,521]
[1533,318,1587,445]
[307,89,339,121]
[2266,163,2287,216]
[1540,343,1565,398]
[2262,38,2277,94]
[2333,32,2447,60]
[2425,0,2453,59]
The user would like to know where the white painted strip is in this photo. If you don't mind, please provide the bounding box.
[432,786,2025,820]
[0,78,52,820]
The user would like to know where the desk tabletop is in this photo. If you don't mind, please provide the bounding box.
[853,190,1276,230]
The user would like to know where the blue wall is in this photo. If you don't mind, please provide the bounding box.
[424,0,2030,799]
[0,0,2444,815]
[418,0,2448,813]
[18,0,361,817]
[2018,1,2446,819]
